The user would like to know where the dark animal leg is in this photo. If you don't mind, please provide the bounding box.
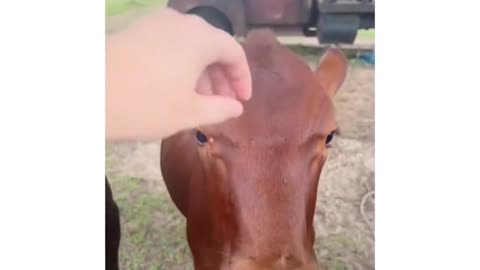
[106,177,121,270]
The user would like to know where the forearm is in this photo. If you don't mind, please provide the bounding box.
[106,34,169,141]
[106,34,135,141]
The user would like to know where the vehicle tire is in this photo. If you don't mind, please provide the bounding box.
[317,13,359,44]
[187,7,234,36]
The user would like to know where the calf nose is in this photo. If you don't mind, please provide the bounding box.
[275,254,303,269]
[231,255,319,270]
[253,253,305,269]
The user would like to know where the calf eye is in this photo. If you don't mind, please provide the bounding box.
[195,130,209,145]
[326,131,335,145]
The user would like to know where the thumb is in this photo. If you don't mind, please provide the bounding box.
[193,95,244,126]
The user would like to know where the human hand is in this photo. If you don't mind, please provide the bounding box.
[106,8,251,141]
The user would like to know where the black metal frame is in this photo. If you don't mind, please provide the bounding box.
[317,0,374,15]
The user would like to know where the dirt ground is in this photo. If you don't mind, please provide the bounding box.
[106,49,374,270]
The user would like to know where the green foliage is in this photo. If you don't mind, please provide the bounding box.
[357,29,375,40]
[109,176,192,270]
[106,0,168,16]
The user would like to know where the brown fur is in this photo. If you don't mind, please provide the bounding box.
[161,30,347,270]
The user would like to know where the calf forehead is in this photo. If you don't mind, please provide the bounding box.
[221,69,333,143]
[209,32,335,143]
[220,89,317,144]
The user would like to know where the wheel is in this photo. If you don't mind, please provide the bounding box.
[187,7,234,36]
[317,13,359,44]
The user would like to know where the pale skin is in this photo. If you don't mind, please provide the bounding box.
[106,8,252,141]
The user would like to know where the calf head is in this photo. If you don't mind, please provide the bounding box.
[161,30,347,270]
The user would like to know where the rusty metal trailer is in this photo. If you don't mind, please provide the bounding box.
[168,0,374,44]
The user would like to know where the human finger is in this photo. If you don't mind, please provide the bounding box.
[201,28,252,101]
[192,95,243,126]
[208,64,237,98]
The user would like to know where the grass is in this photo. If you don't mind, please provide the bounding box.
[106,146,192,270]
[357,29,375,40]
[106,0,167,17]
[110,176,192,270]
[316,233,364,270]
[105,0,167,33]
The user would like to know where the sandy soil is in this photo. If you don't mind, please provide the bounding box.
[107,54,375,269]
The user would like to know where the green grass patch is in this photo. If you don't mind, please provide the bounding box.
[316,233,364,270]
[357,29,375,41]
[109,175,192,270]
[106,0,168,17]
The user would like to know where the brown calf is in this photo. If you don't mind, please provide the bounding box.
[161,30,347,270]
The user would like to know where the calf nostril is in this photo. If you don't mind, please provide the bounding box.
[278,254,302,268]
[281,254,292,261]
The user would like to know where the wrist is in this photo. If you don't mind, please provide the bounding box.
[106,35,137,140]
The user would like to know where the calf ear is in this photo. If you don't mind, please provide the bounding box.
[314,47,348,97]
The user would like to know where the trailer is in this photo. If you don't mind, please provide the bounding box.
[168,0,374,44]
